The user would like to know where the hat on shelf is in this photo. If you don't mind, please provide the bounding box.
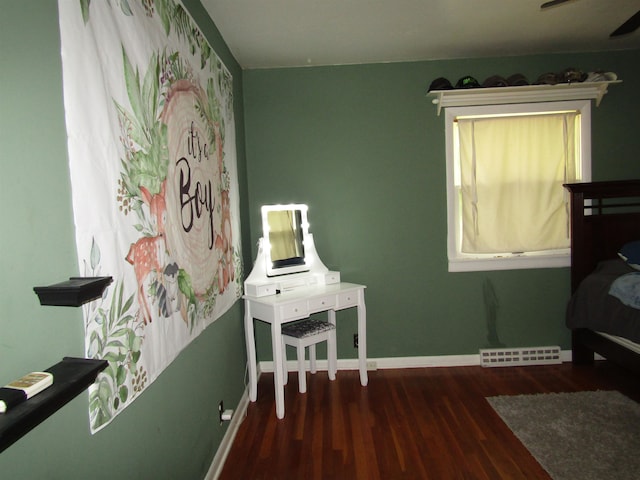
[428,77,453,91]
[584,71,618,82]
[560,67,586,83]
[507,73,529,86]
[455,75,480,89]
[534,72,560,85]
[482,75,509,88]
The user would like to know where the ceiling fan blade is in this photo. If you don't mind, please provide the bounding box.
[541,0,574,9]
[610,10,640,37]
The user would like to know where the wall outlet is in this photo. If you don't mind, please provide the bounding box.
[353,333,358,348]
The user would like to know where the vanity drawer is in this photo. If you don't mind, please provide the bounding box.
[309,295,336,312]
[279,302,309,321]
[337,291,358,308]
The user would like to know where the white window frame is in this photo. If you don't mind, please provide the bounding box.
[445,100,592,272]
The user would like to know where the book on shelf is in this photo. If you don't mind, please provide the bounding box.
[0,371,54,413]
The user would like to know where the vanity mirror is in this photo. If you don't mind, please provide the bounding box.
[262,204,309,277]
[244,203,340,297]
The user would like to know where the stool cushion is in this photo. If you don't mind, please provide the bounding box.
[282,319,335,339]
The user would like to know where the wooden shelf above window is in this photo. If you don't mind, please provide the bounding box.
[427,80,621,115]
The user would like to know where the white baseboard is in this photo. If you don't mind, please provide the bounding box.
[258,350,573,373]
[205,387,250,480]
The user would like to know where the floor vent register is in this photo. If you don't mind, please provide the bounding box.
[480,346,562,367]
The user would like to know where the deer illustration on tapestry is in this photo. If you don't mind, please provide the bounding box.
[126,181,168,325]
[215,189,234,293]
[213,122,234,294]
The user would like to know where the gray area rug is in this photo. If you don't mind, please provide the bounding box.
[487,390,640,480]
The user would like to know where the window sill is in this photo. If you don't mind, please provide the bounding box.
[448,253,570,272]
[428,80,621,116]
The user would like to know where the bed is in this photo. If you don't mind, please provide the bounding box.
[564,179,640,374]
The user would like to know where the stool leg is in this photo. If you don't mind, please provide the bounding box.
[297,343,307,393]
[309,344,317,374]
[282,339,288,386]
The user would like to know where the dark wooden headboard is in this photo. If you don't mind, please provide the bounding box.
[565,180,640,293]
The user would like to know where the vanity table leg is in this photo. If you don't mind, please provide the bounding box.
[327,309,337,380]
[244,303,258,402]
[271,322,286,419]
[357,290,368,386]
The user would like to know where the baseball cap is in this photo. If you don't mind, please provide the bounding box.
[455,75,480,89]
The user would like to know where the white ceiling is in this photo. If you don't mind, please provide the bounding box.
[201,0,640,69]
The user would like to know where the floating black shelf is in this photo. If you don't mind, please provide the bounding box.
[33,276,113,306]
[0,357,107,453]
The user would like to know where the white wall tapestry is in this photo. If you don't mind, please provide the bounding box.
[58,0,242,433]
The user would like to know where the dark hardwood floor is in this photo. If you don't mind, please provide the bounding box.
[219,362,640,479]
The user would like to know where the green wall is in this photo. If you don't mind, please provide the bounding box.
[243,50,640,361]
[2,0,639,476]
[0,1,249,478]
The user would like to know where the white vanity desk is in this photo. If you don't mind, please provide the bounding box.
[244,204,367,419]
[243,281,367,419]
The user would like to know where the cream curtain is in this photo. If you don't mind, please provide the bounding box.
[457,112,579,254]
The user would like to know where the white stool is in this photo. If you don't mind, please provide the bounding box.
[281,318,337,393]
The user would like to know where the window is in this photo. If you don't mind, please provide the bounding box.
[445,100,591,272]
